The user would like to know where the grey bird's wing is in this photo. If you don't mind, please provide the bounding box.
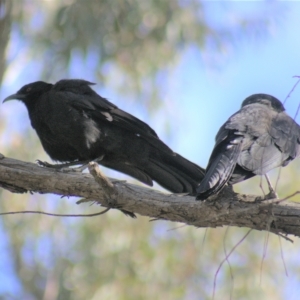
[196,123,243,200]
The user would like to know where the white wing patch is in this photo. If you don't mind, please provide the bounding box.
[101,112,113,121]
[84,119,101,149]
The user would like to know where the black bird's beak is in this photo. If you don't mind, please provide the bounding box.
[3,93,25,103]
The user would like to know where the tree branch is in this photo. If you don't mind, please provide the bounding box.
[0,154,300,238]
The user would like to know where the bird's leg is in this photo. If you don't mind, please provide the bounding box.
[88,160,136,218]
[66,155,106,173]
[264,174,278,199]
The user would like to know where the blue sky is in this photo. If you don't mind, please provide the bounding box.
[172,4,300,167]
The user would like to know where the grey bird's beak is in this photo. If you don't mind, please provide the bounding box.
[3,93,25,103]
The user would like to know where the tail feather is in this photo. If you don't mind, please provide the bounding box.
[196,136,243,200]
[100,160,154,186]
[147,152,205,194]
[101,151,205,195]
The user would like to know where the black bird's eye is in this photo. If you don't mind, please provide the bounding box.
[26,87,32,92]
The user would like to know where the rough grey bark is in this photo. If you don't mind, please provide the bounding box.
[0,154,300,238]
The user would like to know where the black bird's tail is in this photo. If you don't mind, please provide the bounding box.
[146,151,205,195]
[196,135,243,200]
[101,151,205,195]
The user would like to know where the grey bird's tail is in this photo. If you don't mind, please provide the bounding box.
[196,134,243,200]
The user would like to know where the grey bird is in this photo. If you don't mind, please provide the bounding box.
[196,93,300,200]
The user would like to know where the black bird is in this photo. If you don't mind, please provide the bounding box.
[3,79,205,195]
[196,94,300,200]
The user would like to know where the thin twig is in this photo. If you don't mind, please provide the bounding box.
[223,227,234,300]
[0,208,110,217]
[283,75,300,105]
[212,229,252,300]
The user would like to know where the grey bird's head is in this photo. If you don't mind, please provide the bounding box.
[241,94,285,113]
[3,81,52,105]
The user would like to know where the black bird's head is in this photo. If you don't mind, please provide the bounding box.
[241,94,285,113]
[3,81,52,105]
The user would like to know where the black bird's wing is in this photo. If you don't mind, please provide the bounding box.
[53,81,173,154]
[50,80,204,194]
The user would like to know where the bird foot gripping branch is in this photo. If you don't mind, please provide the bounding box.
[87,161,136,218]
[36,155,105,173]
[255,191,279,202]
[36,159,87,172]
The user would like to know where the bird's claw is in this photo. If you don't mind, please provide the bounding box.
[36,160,56,168]
[264,190,278,200]
[36,159,86,172]
[255,190,278,202]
